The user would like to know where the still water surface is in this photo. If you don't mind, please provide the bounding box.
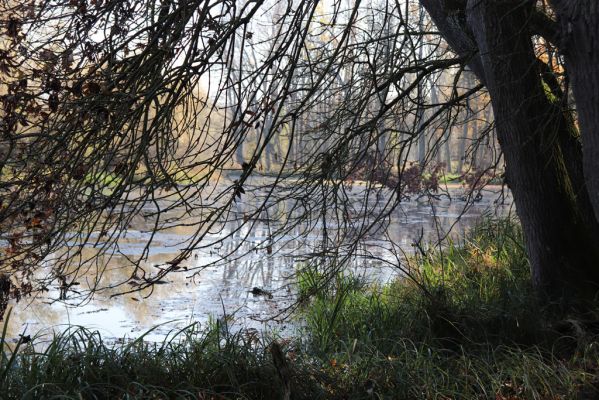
[6,183,512,341]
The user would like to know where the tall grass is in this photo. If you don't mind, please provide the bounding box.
[298,218,543,350]
[0,320,329,399]
[295,217,599,398]
[1,218,598,399]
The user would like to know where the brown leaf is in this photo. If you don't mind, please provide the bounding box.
[83,81,101,95]
[70,81,83,97]
[70,164,86,180]
[26,217,41,229]
[47,77,61,92]
[166,259,181,267]
[48,93,59,112]
[61,52,74,70]
[39,49,55,62]
[6,16,21,39]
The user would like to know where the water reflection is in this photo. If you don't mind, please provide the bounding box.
[7,184,513,341]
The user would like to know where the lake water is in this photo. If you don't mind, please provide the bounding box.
[5,181,513,342]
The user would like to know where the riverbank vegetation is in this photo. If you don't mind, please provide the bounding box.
[2,218,598,399]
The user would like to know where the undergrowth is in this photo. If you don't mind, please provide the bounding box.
[2,218,599,399]
[296,218,599,399]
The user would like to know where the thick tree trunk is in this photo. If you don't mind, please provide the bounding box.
[551,1,599,222]
[465,0,599,298]
[420,0,599,299]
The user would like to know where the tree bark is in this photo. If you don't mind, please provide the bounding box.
[466,0,599,298]
[550,1,599,222]
[420,0,599,299]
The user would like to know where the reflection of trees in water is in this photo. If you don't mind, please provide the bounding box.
[7,186,512,339]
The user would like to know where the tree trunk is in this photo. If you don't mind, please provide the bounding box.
[420,0,599,299]
[465,0,599,298]
[550,1,599,222]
